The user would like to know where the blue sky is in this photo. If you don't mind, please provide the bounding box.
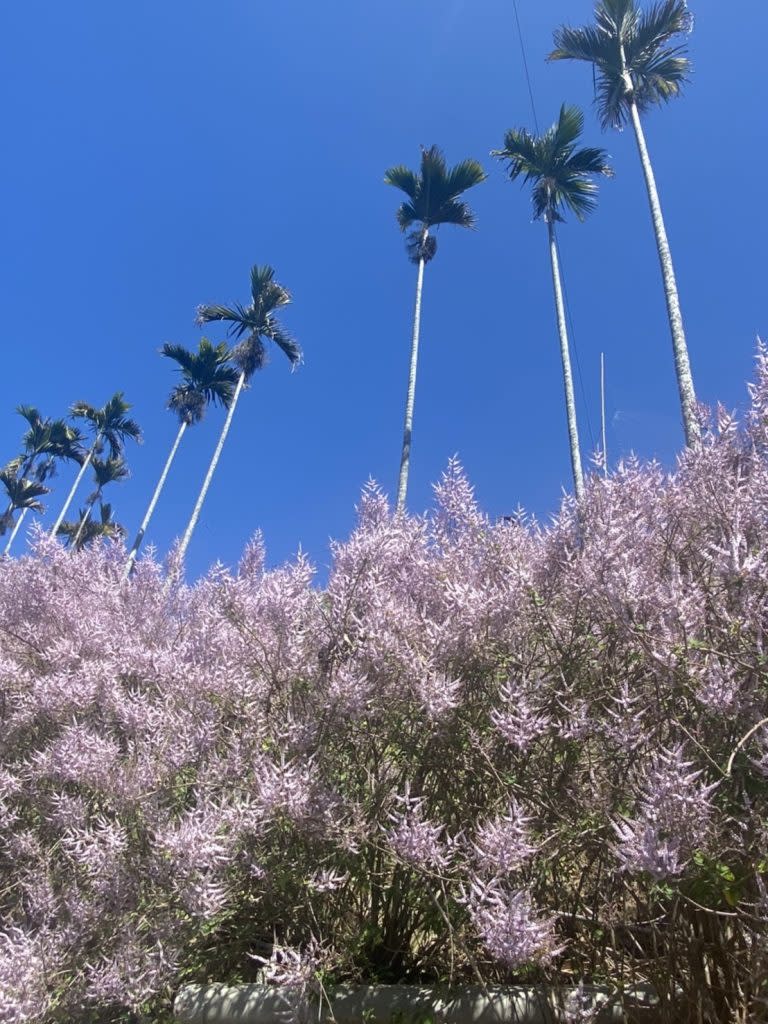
[2,0,766,579]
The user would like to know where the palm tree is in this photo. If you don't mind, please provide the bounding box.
[58,502,125,551]
[1,468,51,555]
[384,146,486,513]
[183,265,301,564]
[550,0,699,446]
[123,338,239,578]
[492,105,612,501]
[66,454,129,549]
[50,393,141,538]
[0,406,84,549]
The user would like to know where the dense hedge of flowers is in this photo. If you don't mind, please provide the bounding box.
[4,355,768,1023]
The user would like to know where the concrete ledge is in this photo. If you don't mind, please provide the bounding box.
[174,982,667,1024]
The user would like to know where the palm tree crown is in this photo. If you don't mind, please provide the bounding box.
[162,338,240,425]
[385,145,486,262]
[15,406,84,477]
[59,502,124,551]
[492,105,613,222]
[87,454,130,494]
[549,0,692,129]
[71,392,142,456]
[0,469,50,520]
[197,266,301,379]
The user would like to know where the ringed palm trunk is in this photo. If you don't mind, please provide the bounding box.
[51,433,101,537]
[177,373,246,565]
[123,420,188,579]
[4,508,27,555]
[547,218,585,502]
[627,96,699,448]
[396,234,428,514]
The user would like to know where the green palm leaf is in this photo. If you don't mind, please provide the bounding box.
[196,266,300,381]
[492,105,612,223]
[550,0,691,129]
[385,145,486,260]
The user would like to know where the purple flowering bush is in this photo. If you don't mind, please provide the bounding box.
[4,355,768,1022]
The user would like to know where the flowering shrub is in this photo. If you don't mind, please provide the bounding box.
[3,352,768,1022]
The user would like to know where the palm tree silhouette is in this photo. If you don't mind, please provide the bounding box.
[181,265,301,564]
[493,105,612,501]
[50,393,141,538]
[550,0,698,446]
[385,145,486,512]
[123,338,239,577]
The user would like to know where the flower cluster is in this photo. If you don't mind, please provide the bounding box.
[2,356,768,1020]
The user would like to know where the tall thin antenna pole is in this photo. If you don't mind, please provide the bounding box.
[600,352,608,478]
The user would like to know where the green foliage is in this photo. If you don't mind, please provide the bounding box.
[492,105,612,223]
[550,0,693,129]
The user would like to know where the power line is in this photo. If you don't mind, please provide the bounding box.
[511,0,539,132]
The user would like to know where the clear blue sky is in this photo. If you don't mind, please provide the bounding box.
[2,0,765,579]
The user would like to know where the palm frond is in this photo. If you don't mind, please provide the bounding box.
[434,199,476,229]
[91,455,130,489]
[493,105,610,222]
[549,23,617,66]
[198,267,296,381]
[395,201,419,231]
[267,325,303,368]
[550,0,691,129]
[384,165,420,199]
[15,405,42,430]
[444,158,487,198]
[161,343,199,374]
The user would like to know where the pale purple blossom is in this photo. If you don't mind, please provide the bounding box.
[491,679,550,752]
[472,800,537,876]
[467,877,562,968]
[385,789,451,871]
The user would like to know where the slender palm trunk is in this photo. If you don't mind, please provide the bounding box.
[50,434,100,537]
[396,239,427,514]
[177,373,246,565]
[547,219,585,502]
[4,508,27,555]
[124,420,188,579]
[628,98,699,448]
[72,493,99,549]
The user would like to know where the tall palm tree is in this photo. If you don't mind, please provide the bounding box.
[124,338,239,578]
[0,406,84,549]
[58,502,125,551]
[67,454,129,549]
[384,146,486,513]
[182,265,301,564]
[492,105,612,501]
[550,0,699,446]
[1,468,51,555]
[50,393,141,538]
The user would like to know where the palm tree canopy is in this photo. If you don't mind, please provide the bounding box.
[162,338,240,425]
[549,0,692,129]
[59,502,124,550]
[0,468,50,513]
[89,454,130,492]
[196,266,301,379]
[492,105,612,222]
[15,407,85,469]
[70,392,143,455]
[385,146,486,262]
